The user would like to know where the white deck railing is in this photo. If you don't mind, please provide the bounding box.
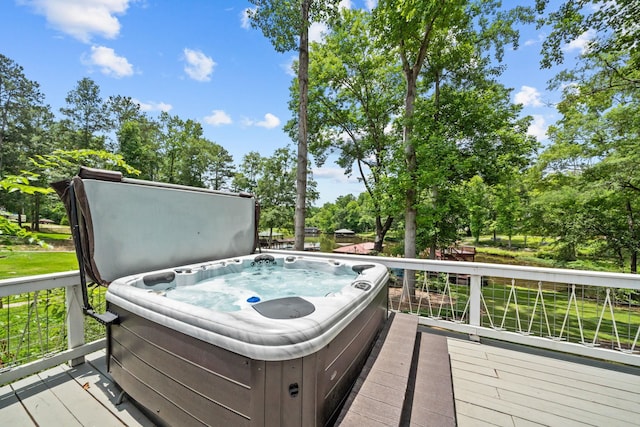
[1,251,639,385]
[270,250,640,367]
[0,271,105,385]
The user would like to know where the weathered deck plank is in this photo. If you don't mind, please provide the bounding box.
[67,351,154,427]
[11,371,84,427]
[408,333,456,427]
[0,384,36,426]
[448,337,640,427]
[449,344,640,408]
[336,312,419,426]
[2,330,639,427]
[37,364,126,427]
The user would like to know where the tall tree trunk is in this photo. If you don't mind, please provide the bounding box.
[627,199,637,273]
[294,0,310,251]
[402,69,418,302]
[32,193,40,232]
[374,215,393,252]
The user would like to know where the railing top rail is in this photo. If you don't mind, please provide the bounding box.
[0,270,82,297]
[2,250,639,297]
[265,250,640,289]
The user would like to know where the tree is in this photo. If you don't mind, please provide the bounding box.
[0,54,55,231]
[534,0,640,272]
[232,151,263,194]
[207,144,235,191]
[0,54,47,175]
[372,0,531,246]
[334,194,361,232]
[107,95,145,132]
[248,0,341,250]
[157,112,203,184]
[464,175,492,244]
[373,0,533,300]
[536,0,640,74]
[256,147,298,236]
[59,78,111,150]
[372,0,465,263]
[308,201,338,234]
[494,180,522,249]
[117,119,160,181]
[299,8,403,252]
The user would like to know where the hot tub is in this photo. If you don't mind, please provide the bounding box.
[53,168,388,427]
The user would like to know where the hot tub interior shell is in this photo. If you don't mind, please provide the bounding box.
[54,168,389,427]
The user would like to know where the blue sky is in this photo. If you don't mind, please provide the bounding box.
[1,0,586,205]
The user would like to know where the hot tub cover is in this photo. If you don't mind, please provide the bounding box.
[52,167,259,286]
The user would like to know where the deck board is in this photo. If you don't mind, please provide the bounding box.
[65,351,155,427]
[0,384,36,426]
[1,330,639,427]
[11,371,84,427]
[42,364,129,427]
[447,337,640,427]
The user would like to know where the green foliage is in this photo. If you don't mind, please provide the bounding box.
[532,1,640,272]
[299,8,402,249]
[0,217,47,247]
[536,0,640,70]
[59,78,111,150]
[247,0,341,53]
[0,171,54,195]
[235,148,317,234]
[464,176,491,243]
[30,149,140,179]
[371,0,536,261]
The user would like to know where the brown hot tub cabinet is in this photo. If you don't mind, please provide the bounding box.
[54,167,388,427]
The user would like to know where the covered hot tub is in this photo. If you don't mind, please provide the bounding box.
[53,168,388,427]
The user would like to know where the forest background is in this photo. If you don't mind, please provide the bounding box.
[0,0,638,274]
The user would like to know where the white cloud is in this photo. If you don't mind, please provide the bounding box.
[339,0,353,9]
[527,114,548,141]
[84,45,133,78]
[313,166,359,184]
[514,86,543,107]
[364,0,377,10]
[524,33,545,47]
[132,99,172,112]
[183,48,215,82]
[563,29,595,54]
[243,113,281,129]
[204,110,232,126]
[241,7,254,29]
[256,113,281,129]
[281,56,297,77]
[309,22,328,44]
[22,0,131,43]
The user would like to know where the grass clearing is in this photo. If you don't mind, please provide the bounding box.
[399,277,640,349]
[0,251,78,279]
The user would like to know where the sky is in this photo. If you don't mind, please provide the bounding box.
[0,0,587,205]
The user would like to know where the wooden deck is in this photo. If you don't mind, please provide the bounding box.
[1,328,639,426]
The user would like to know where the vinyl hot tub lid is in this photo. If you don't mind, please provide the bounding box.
[52,167,259,288]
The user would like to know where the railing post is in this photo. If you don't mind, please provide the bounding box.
[66,283,85,367]
[469,274,482,327]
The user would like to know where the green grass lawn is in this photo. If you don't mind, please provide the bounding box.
[0,251,78,279]
[0,249,101,366]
